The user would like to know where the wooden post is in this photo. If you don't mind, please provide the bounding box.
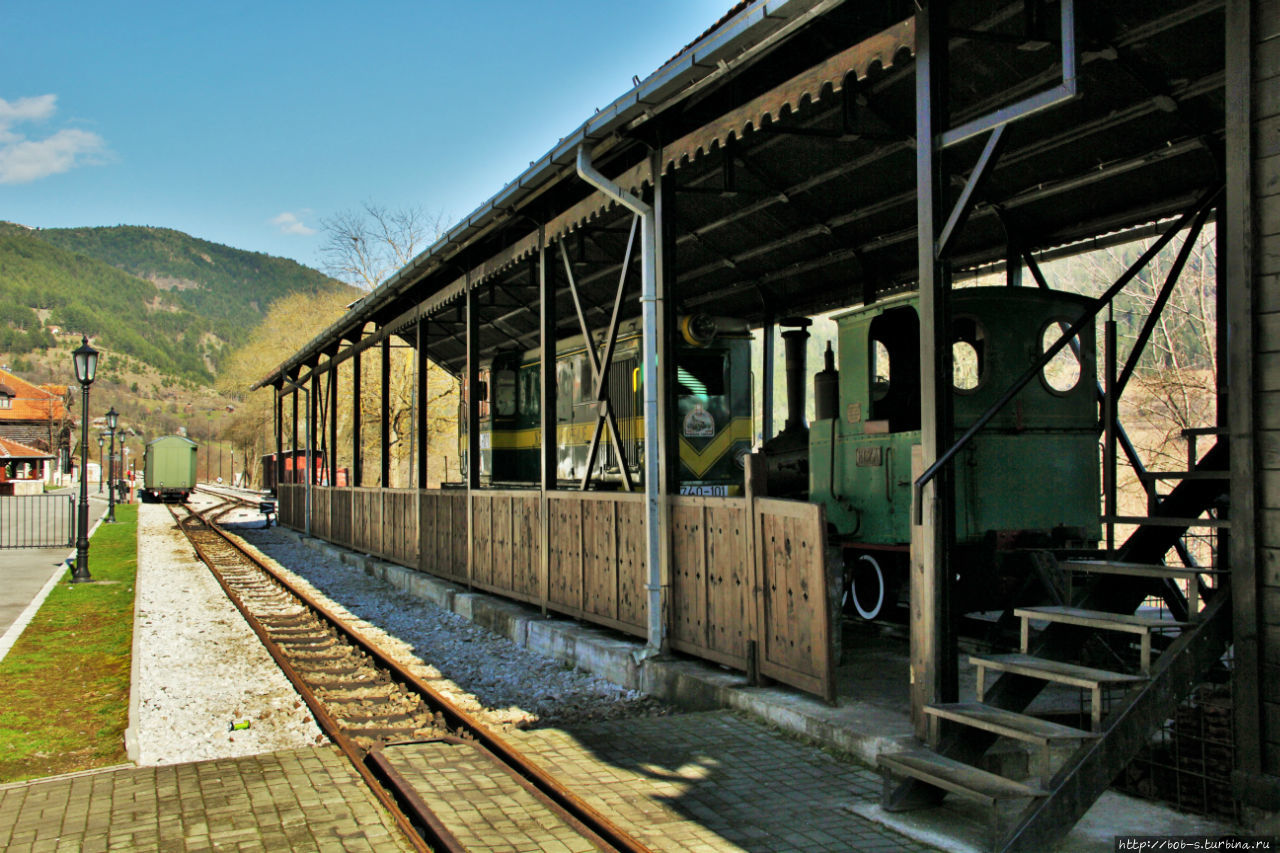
[911,2,958,740]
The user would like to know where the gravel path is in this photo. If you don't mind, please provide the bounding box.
[130,503,324,764]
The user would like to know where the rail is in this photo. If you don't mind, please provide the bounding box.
[173,495,650,853]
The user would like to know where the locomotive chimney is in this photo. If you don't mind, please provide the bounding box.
[781,317,812,434]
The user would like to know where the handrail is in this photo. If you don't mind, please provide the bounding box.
[913,183,1223,523]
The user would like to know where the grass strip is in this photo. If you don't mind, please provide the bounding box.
[0,503,136,783]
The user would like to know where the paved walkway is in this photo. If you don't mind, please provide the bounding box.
[0,490,107,660]
[0,747,413,853]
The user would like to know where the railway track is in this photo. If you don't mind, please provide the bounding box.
[171,496,649,853]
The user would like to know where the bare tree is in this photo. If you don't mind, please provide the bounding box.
[318,202,449,291]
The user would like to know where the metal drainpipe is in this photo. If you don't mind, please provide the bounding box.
[575,144,662,657]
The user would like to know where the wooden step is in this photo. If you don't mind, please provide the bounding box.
[924,703,1097,782]
[1015,605,1190,674]
[878,749,1047,809]
[924,702,1097,747]
[1057,559,1216,580]
[969,653,1147,730]
[1058,559,1219,618]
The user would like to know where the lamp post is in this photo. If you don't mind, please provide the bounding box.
[72,336,97,583]
[97,434,104,493]
[105,407,118,523]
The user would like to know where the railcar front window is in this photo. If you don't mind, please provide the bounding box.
[494,369,516,417]
[677,352,726,396]
[1041,323,1082,393]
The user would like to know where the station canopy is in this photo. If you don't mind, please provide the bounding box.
[258,0,1226,386]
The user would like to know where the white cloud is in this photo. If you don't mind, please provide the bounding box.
[0,95,106,183]
[270,211,317,236]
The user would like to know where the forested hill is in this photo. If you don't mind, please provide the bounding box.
[0,222,354,384]
[34,225,348,344]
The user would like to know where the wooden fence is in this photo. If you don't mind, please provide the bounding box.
[277,483,834,700]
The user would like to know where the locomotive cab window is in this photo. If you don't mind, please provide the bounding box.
[867,308,920,431]
[951,317,986,393]
[1041,322,1082,394]
[677,351,726,396]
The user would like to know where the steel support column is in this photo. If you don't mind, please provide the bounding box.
[538,233,555,614]
[274,386,283,491]
[910,0,958,744]
[328,367,338,486]
[352,348,362,487]
[416,318,428,489]
[380,335,391,487]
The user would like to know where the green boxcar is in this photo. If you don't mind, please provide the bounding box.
[142,435,198,502]
[810,287,1101,618]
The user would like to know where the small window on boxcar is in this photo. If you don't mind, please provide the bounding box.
[1041,322,1082,394]
[677,351,726,396]
[871,340,891,401]
[494,369,517,417]
[952,317,985,392]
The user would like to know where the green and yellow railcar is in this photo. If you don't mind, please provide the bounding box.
[462,317,752,494]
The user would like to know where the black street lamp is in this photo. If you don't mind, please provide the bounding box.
[97,434,104,493]
[72,336,97,583]
[105,407,118,523]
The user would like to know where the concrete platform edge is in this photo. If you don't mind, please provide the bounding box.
[294,532,913,768]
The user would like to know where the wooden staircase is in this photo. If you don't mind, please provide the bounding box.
[877,441,1232,852]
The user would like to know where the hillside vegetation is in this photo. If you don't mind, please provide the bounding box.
[37,225,345,344]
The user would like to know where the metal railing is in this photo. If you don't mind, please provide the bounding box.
[0,493,76,550]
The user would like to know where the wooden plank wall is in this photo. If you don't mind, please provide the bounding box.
[351,488,384,556]
[545,493,647,637]
[419,490,467,581]
[669,496,753,669]
[275,484,834,700]
[755,497,836,702]
[1253,0,1280,776]
[470,491,541,604]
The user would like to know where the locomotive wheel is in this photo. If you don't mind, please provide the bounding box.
[850,554,888,620]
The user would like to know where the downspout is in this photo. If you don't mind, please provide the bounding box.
[576,144,663,657]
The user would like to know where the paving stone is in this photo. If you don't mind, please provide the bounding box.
[0,747,412,852]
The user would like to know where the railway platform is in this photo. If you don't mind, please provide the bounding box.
[0,747,414,852]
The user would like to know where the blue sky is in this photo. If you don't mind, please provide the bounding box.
[1,1,732,270]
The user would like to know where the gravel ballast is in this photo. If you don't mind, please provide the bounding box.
[129,495,667,765]
[129,503,324,764]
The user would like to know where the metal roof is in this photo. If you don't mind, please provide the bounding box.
[259,0,1227,386]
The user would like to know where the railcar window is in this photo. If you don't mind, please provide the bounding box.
[556,360,574,421]
[520,369,539,417]
[952,317,985,392]
[677,351,726,396]
[494,369,517,417]
[1041,323,1082,393]
[575,354,593,404]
